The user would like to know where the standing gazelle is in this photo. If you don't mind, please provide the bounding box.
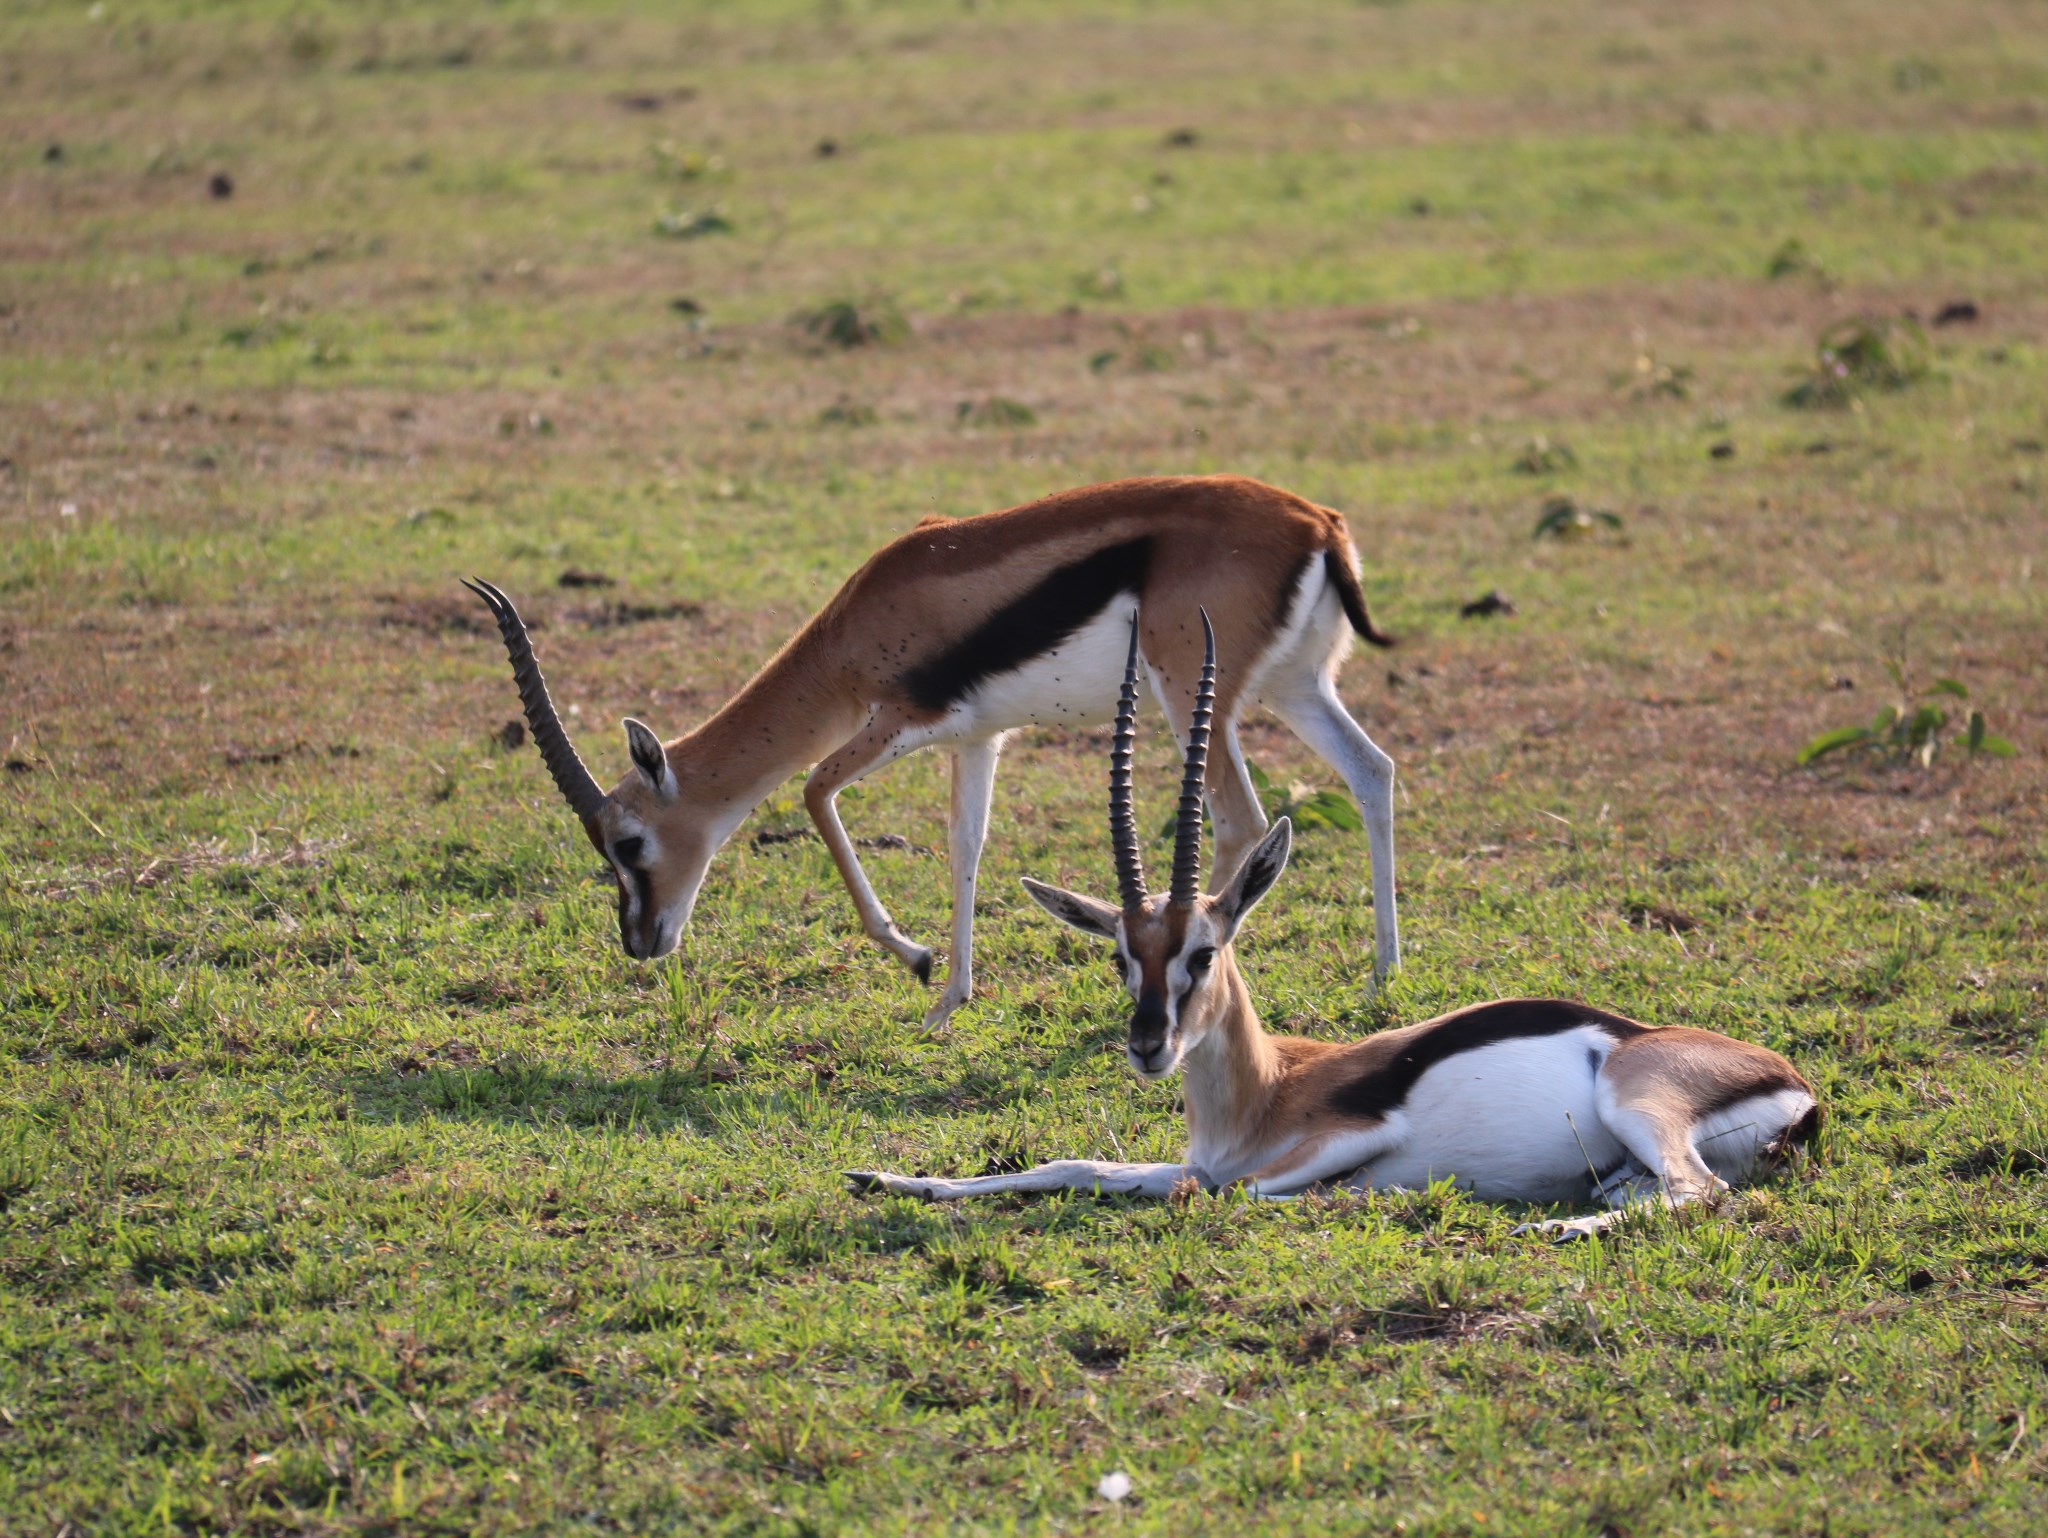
[465,475,1400,1028]
[848,617,1819,1239]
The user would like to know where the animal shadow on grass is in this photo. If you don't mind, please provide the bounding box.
[343,1021,1123,1130]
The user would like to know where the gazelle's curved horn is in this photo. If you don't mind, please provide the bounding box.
[461,578,609,824]
[1167,609,1217,907]
[1108,614,1148,910]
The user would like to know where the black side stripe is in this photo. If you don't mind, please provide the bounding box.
[1265,550,1314,640]
[1329,998,1650,1122]
[898,538,1152,713]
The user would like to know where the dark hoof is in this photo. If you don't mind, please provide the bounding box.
[844,1171,881,1195]
[909,951,933,987]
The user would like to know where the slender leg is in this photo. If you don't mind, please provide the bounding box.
[805,707,946,984]
[1240,1121,1405,1198]
[846,1161,1199,1202]
[1513,1067,1731,1242]
[924,736,1002,1031]
[1510,1162,1663,1242]
[1269,674,1400,979]
[1147,663,1265,895]
[1205,721,1269,893]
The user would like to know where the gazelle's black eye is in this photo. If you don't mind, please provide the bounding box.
[1188,947,1217,975]
[613,836,645,867]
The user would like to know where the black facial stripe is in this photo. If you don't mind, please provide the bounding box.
[1131,989,1168,1042]
[1329,999,1652,1121]
[897,538,1152,712]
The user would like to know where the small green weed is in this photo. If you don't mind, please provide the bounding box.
[818,397,878,427]
[1784,316,1930,408]
[1073,263,1125,300]
[1798,666,2016,769]
[1626,350,1693,401]
[1532,495,1622,539]
[956,395,1037,428]
[1766,236,1833,284]
[1511,435,1577,474]
[795,296,908,348]
[1250,762,1362,834]
[653,205,734,239]
[1159,764,1360,839]
[1088,320,1177,374]
[650,141,726,181]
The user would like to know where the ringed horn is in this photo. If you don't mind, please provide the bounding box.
[1106,615,1149,911]
[1106,608,1217,911]
[461,578,609,823]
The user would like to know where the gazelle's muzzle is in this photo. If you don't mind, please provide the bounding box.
[1128,989,1171,1074]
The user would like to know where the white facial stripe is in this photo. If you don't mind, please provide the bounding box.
[608,826,655,925]
[1167,923,1219,998]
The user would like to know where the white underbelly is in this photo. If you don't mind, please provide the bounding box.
[1360,1027,1625,1201]
[953,597,1141,735]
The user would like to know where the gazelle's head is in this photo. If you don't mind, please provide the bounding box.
[464,579,718,962]
[1023,613,1292,1080]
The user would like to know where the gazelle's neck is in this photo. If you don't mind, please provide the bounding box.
[1179,960,1286,1174]
[668,622,867,812]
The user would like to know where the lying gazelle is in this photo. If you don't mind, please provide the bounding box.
[847,617,1819,1239]
[465,474,1401,1029]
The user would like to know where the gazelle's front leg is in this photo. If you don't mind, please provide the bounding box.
[847,1161,1199,1202]
[924,736,1002,1031]
[1240,1119,1406,1198]
[805,706,944,986]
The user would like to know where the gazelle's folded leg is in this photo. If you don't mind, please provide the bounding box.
[846,1161,1197,1202]
[1241,1123,1404,1198]
[1510,1161,1662,1242]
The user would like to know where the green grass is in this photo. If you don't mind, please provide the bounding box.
[3,1,2046,1532]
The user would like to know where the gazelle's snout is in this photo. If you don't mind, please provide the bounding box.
[619,911,679,962]
[1127,987,1174,1077]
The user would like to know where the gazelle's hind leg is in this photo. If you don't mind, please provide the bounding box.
[1515,1034,1816,1243]
[1512,1078,1727,1243]
[1267,672,1399,979]
[1144,641,1266,893]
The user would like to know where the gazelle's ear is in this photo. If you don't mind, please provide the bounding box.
[623,718,675,798]
[1019,877,1121,940]
[1214,817,1292,940]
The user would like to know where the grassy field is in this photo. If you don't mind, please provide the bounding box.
[4,1,2046,1531]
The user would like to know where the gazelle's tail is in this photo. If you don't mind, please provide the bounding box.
[1322,543,1395,648]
